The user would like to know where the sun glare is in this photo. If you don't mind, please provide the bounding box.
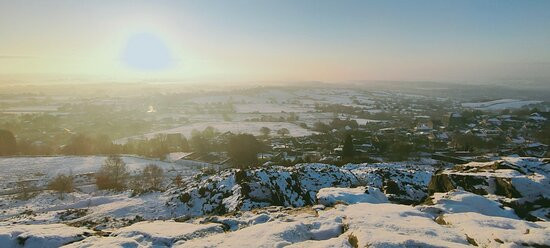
[121,33,173,71]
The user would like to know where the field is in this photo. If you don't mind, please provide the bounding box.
[462,99,543,110]
[115,121,317,144]
[0,156,196,192]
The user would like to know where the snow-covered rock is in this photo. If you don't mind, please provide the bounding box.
[2,161,436,228]
[176,220,316,247]
[176,209,345,247]
[419,190,519,219]
[290,203,550,248]
[427,157,549,221]
[63,236,141,248]
[166,161,436,218]
[167,164,361,217]
[181,202,550,248]
[67,221,224,247]
[316,186,388,206]
[2,157,548,247]
[345,161,436,204]
[0,224,91,248]
[443,212,550,247]
[337,203,470,247]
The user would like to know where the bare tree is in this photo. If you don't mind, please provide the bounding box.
[95,155,129,191]
[143,164,164,191]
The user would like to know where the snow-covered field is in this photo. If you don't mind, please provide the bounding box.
[116,121,317,144]
[0,156,196,192]
[462,99,543,110]
[352,118,387,125]
[1,105,61,114]
[1,157,548,247]
[233,103,312,113]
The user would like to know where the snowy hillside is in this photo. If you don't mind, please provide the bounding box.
[0,157,548,247]
[0,156,196,193]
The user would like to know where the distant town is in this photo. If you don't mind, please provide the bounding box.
[1,85,548,172]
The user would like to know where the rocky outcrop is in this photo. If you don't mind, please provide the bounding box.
[426,157,549,221]
[167,164,361,217]
[344,162,436,204]
[167,162,436,217]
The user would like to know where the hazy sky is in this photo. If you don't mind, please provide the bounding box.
[1,0,549,83]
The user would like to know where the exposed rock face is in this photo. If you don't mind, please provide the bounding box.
[426,157,550,221]
[167,162,436,217]
[343,162,435,204]
[427,173,455,195]
[167,164,361,217]
[166,157,547,220]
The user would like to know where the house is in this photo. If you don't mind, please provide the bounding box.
[175,152,231,170]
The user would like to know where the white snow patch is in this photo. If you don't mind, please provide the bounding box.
[0,224,91,248]
[316,187,388,206]
[418,190,519,219]
[444,212,550,247]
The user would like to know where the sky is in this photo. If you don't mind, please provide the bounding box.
[1,0,549,84]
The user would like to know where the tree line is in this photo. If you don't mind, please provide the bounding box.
[2,127,268,169]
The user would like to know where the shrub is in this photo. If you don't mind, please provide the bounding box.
[172,174,183,187]
[95,155,129,191]
[130,164,165,195]
[348,233,359,248]
[48,174,74,199]
[128,175,144,196]
[142,164,164,191]
[15,179,36,200]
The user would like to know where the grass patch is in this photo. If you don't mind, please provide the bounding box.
[348,233,359,248]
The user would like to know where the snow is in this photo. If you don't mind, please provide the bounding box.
[234,103,311,113]
[176,209,345,247]
[0,224,91,248]
[116,121,316,144]
[443,212,550,247]
[0,156,196,192]
[344,161,436,203]
[462,99,542,110]
[16,201,548,248]
[176,220,315,247]
[296,202,550,247]
[0,157,548,247]
[63,236,141,248]
[439,158,550,203]
[351,118,386,125]
[316,187,388,206]
[342,203,470,247]
[0,191,187,229]
[419,190,519,219]
[107,221,224,246]
[294,203,470,248]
